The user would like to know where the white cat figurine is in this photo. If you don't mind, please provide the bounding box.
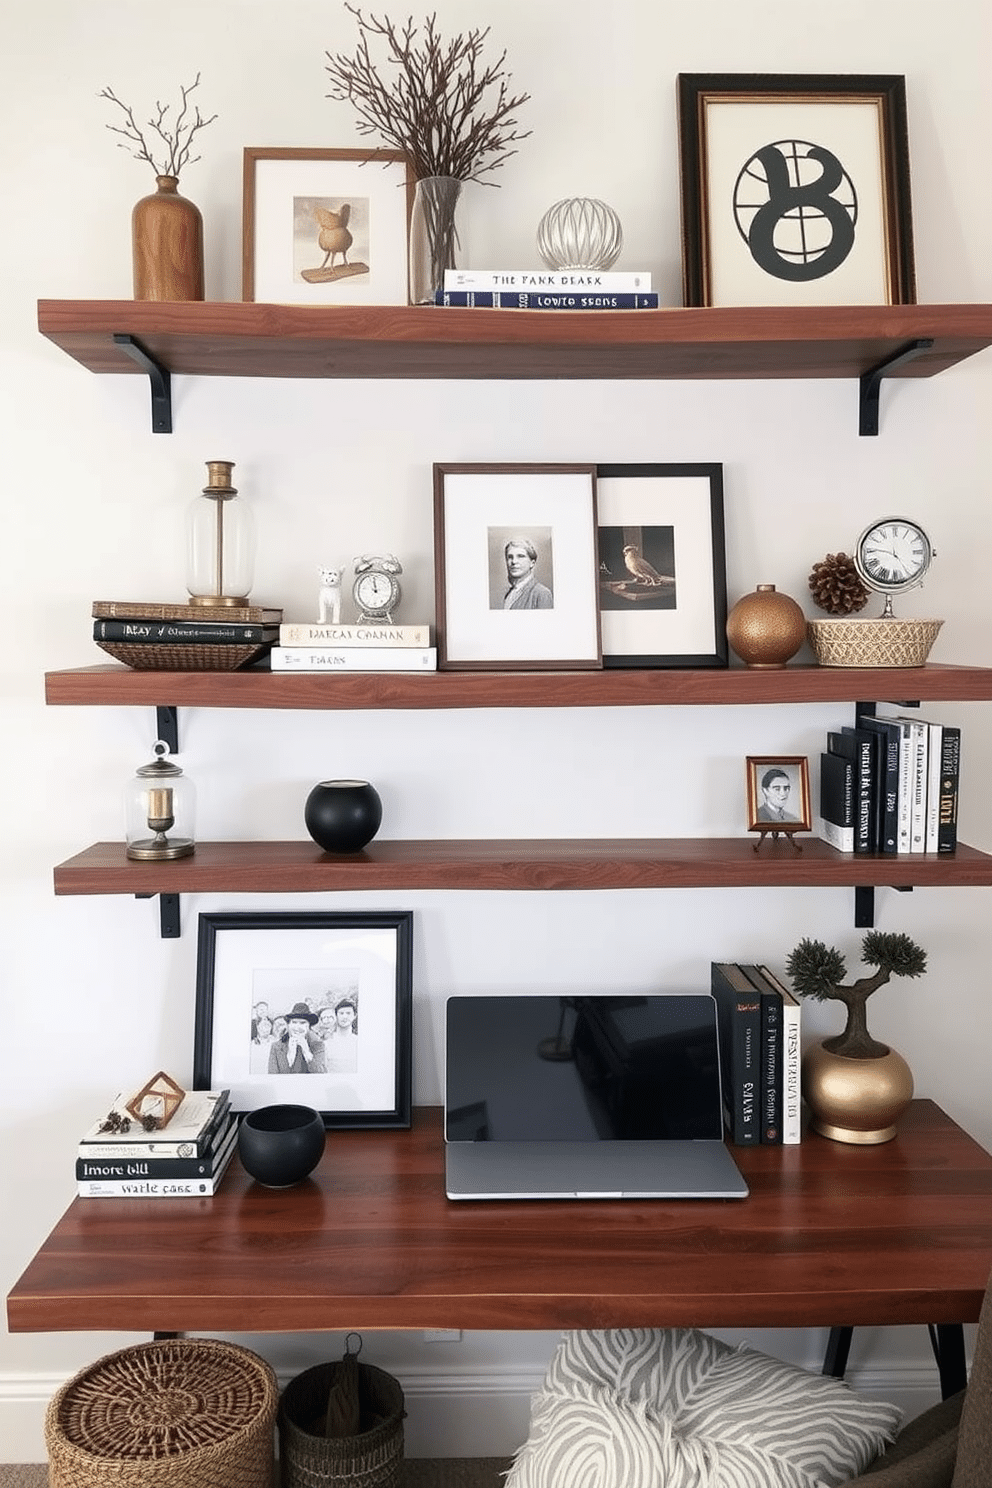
[317,566,343,625]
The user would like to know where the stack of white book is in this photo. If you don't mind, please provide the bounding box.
[435,267,657,310]
[270,622,436,672]
[76,1088,236,1198]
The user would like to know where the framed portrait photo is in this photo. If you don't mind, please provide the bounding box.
[433,463,602,671]
[596,463,727,668]
[677,74,916,308]
[746,756,812,836]
[193,910,413,1128]
[243,147,414,304]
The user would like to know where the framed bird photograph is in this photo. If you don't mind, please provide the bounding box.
[242,147,414,304]
[595,463,728,668]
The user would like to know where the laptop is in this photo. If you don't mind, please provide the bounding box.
[444,993,749,1201]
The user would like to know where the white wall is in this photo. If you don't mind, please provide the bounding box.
[2,0,991,1462]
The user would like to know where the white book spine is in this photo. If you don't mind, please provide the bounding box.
[278,623,430,647]
[906,720,928,851]
[444,268,652,291]
[270,647,436,672]
[758,966,802,1145]
[77,1171,230,1197]
[924,721,943,852]
[820,817,854,853]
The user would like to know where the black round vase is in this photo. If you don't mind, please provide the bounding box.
[237,1104,326,1188]
[305,778,382,853]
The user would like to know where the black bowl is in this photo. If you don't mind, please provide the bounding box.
[305,779,382,853]
[238,1104,326,1188]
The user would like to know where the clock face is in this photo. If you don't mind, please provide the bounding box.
[354,569,399,615]
[855,518,933,593]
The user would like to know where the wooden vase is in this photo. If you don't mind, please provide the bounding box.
[132,175,204,301]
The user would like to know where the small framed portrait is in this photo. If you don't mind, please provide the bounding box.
[242,146,414,304]
[193,910,413,1128]
[596,463,728,668]
[433,463,602,670]
[746,756,812,835]
[677,74,916,307]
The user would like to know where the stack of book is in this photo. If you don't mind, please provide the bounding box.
[270,621,436,672]
[434,268,658,311]
[819,710,960,855]
[710,963,802,1147]
[93,600,282,672]
[76,1088,236,1198]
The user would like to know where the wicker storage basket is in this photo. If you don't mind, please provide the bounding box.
[807,617,943,668]
[45,1338,278,1488]
[279,1360,405,1488]
[95,640,271,671]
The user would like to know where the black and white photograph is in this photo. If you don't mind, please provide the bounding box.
[677,74,916,307]
[746,755,812,834]
[242,147,414,304]
[434,463,602,670]
[595,464,728,668]
[194,911,412,1127]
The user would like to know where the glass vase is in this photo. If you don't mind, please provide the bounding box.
[409,176,463,304]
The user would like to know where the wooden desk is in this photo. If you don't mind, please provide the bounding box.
[8,1101,992,1342]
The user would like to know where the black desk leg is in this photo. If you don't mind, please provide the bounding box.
[823,1326,853,1378]
[929,1324,968,1399]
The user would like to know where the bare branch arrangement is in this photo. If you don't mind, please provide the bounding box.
[99,73,218,180]
[324,5,531,183]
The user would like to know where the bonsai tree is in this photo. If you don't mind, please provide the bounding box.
[785,931,927,1059]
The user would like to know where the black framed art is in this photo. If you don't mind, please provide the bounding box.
[677,74,916,308]
[595,463,728,669]
[193,910,413,1128]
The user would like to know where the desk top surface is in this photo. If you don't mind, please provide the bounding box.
[8,1100,992,1335]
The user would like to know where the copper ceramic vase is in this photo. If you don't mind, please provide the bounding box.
[726,584,806,668]
[132,175,204,301]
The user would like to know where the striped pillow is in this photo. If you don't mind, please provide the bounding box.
[506,1328,902,1488]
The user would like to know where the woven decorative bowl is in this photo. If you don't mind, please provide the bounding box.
[96,640,271,671]
[807,618,943,668]
[45,1337,278,1488]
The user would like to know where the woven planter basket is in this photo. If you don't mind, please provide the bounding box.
[279,1361,405,1488]
[96,640,271,671]
[45,1338,278,1488]
[807,617,943,668]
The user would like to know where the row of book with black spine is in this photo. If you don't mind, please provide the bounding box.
[711,963,802,1146]
[75,1087,235,1197]
[819,710,960,855]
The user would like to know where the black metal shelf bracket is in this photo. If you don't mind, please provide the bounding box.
[156,705,179,755]
[113,333,173,433]
[859,338,934,436]
[135,892,182,938]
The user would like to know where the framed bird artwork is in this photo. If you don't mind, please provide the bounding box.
[242,147,414,304]
[595,463,729,668]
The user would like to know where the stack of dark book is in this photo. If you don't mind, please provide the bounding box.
[76,1088,236,1197]
[710,964,802,1147]
[819,710,960,855]
[92,600,283,671]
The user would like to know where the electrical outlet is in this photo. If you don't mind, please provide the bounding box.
[422,1329,462,1343]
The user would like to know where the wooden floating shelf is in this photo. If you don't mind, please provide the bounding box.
[53,839,992,897]
[37,300,992,383]
[44,662,992,711]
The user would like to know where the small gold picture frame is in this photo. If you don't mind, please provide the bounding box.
[125,1071,186,1130]
[746,755,811,851]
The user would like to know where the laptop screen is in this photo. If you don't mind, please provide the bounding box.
[445,994,725,1143]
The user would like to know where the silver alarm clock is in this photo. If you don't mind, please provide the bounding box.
[352,554,403,624]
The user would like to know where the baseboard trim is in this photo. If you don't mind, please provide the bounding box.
[0,1362,945,1464]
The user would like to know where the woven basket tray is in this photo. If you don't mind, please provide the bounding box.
[807,617,943,668]
[96,640,272,671]
[279,1361,405,1488]
[45,1338,278,1488]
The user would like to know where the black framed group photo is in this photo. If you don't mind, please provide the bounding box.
[193,911,413,1128]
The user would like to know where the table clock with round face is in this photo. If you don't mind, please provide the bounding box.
[353,554,403,623]
[854,517,935,617]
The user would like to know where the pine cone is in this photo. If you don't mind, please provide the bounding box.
[808,552,870,615]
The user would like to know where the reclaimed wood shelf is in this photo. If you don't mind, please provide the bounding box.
[37,299,992,382]
[53,838,992,897]
[43,662,992,712]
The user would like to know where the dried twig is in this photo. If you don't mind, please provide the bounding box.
[324,6,530,183]
[99,73,217,179]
